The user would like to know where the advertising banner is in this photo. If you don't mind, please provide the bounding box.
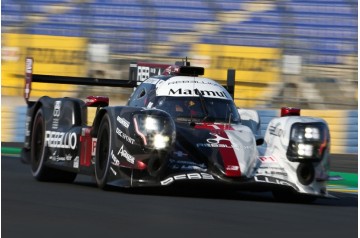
[191,44,281,107]
[2,33,87,97]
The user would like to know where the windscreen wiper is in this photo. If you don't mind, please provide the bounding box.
[197,90,210,122]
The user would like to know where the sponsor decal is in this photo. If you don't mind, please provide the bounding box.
[91,138,97,156]
[167,80,219,86]
[196,139,252,150]
[197,143,251,149]
[226,165,240,171]
[116,127,135,144]
[169,159,207,172]
[111,150,120,166]
[254,175,298,191]
[173,151,188,158]
[197,133,251,150]
[137,66,150,81]
[117,145,135,164]
[45,131,77,150]
[256,167,288,177]
[137,66,162,81]
[49,151,72,162]
[269,123,284,137]
[258,156,277,163]
[256,157,287,177]
[25,116,31,136]
[169,88,227,98]
[206,132,230,144]
[52,101,61,129]
[24,57,33,100]
[73,156,79,168]
[25,57,33,74]
[197,143,234,148]
[110,167,117,176]
[53,101,61,117]
[160,173,215,185]
[117,116,130,129]
[169,164,207,172]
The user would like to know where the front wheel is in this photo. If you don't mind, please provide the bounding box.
[95,113,112,189]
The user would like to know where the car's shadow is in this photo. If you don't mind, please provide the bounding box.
[73,175,358,207]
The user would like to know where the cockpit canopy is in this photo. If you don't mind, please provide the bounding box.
[127,75,240,123]
[153,96,240,123]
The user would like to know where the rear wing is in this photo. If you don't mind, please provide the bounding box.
[24,57,138,103]
[24,57,235,103]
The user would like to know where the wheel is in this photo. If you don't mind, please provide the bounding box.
[272,189,317,203]
[95,113,112,189]
[31,108,77,182]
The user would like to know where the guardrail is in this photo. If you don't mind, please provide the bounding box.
[1,106,357,154]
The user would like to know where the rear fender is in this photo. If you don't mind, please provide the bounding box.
[22,96,86,167]
[24,96,86,150]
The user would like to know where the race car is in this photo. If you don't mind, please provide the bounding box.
[22,57,332,202]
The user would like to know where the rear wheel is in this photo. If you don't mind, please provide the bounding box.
[95,113,112,189]
[31,108,77,182]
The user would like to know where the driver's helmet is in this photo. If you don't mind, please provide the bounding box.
[171,100,197,117]
[184,100,199,116]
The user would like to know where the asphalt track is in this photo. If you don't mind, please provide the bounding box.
[2,155,358,238]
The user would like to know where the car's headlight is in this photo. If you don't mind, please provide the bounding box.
[133,114,175,150]
[287,122,329,161]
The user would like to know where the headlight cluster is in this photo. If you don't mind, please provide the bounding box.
[133,114,175,150]
[287,122,328,161]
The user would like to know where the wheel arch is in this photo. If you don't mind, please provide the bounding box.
[25,98,48,150]
[91,108,110,138]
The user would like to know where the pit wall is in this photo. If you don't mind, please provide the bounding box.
[1,106,358,154]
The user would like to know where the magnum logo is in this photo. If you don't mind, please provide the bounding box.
[169,88,227,98]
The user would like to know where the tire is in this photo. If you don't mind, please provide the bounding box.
[31,108,77,183]
[272,189,317,204]
[95,113,112,189]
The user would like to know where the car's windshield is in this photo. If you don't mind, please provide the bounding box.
[153,96,241,123]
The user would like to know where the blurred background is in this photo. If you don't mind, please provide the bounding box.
[2,0,358,109]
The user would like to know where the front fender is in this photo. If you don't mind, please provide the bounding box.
[92,106,176,171]
[258,116,331,196]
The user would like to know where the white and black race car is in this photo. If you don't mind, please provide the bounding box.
[22,58,332,202]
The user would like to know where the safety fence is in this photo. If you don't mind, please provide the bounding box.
[1,106,357,154]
